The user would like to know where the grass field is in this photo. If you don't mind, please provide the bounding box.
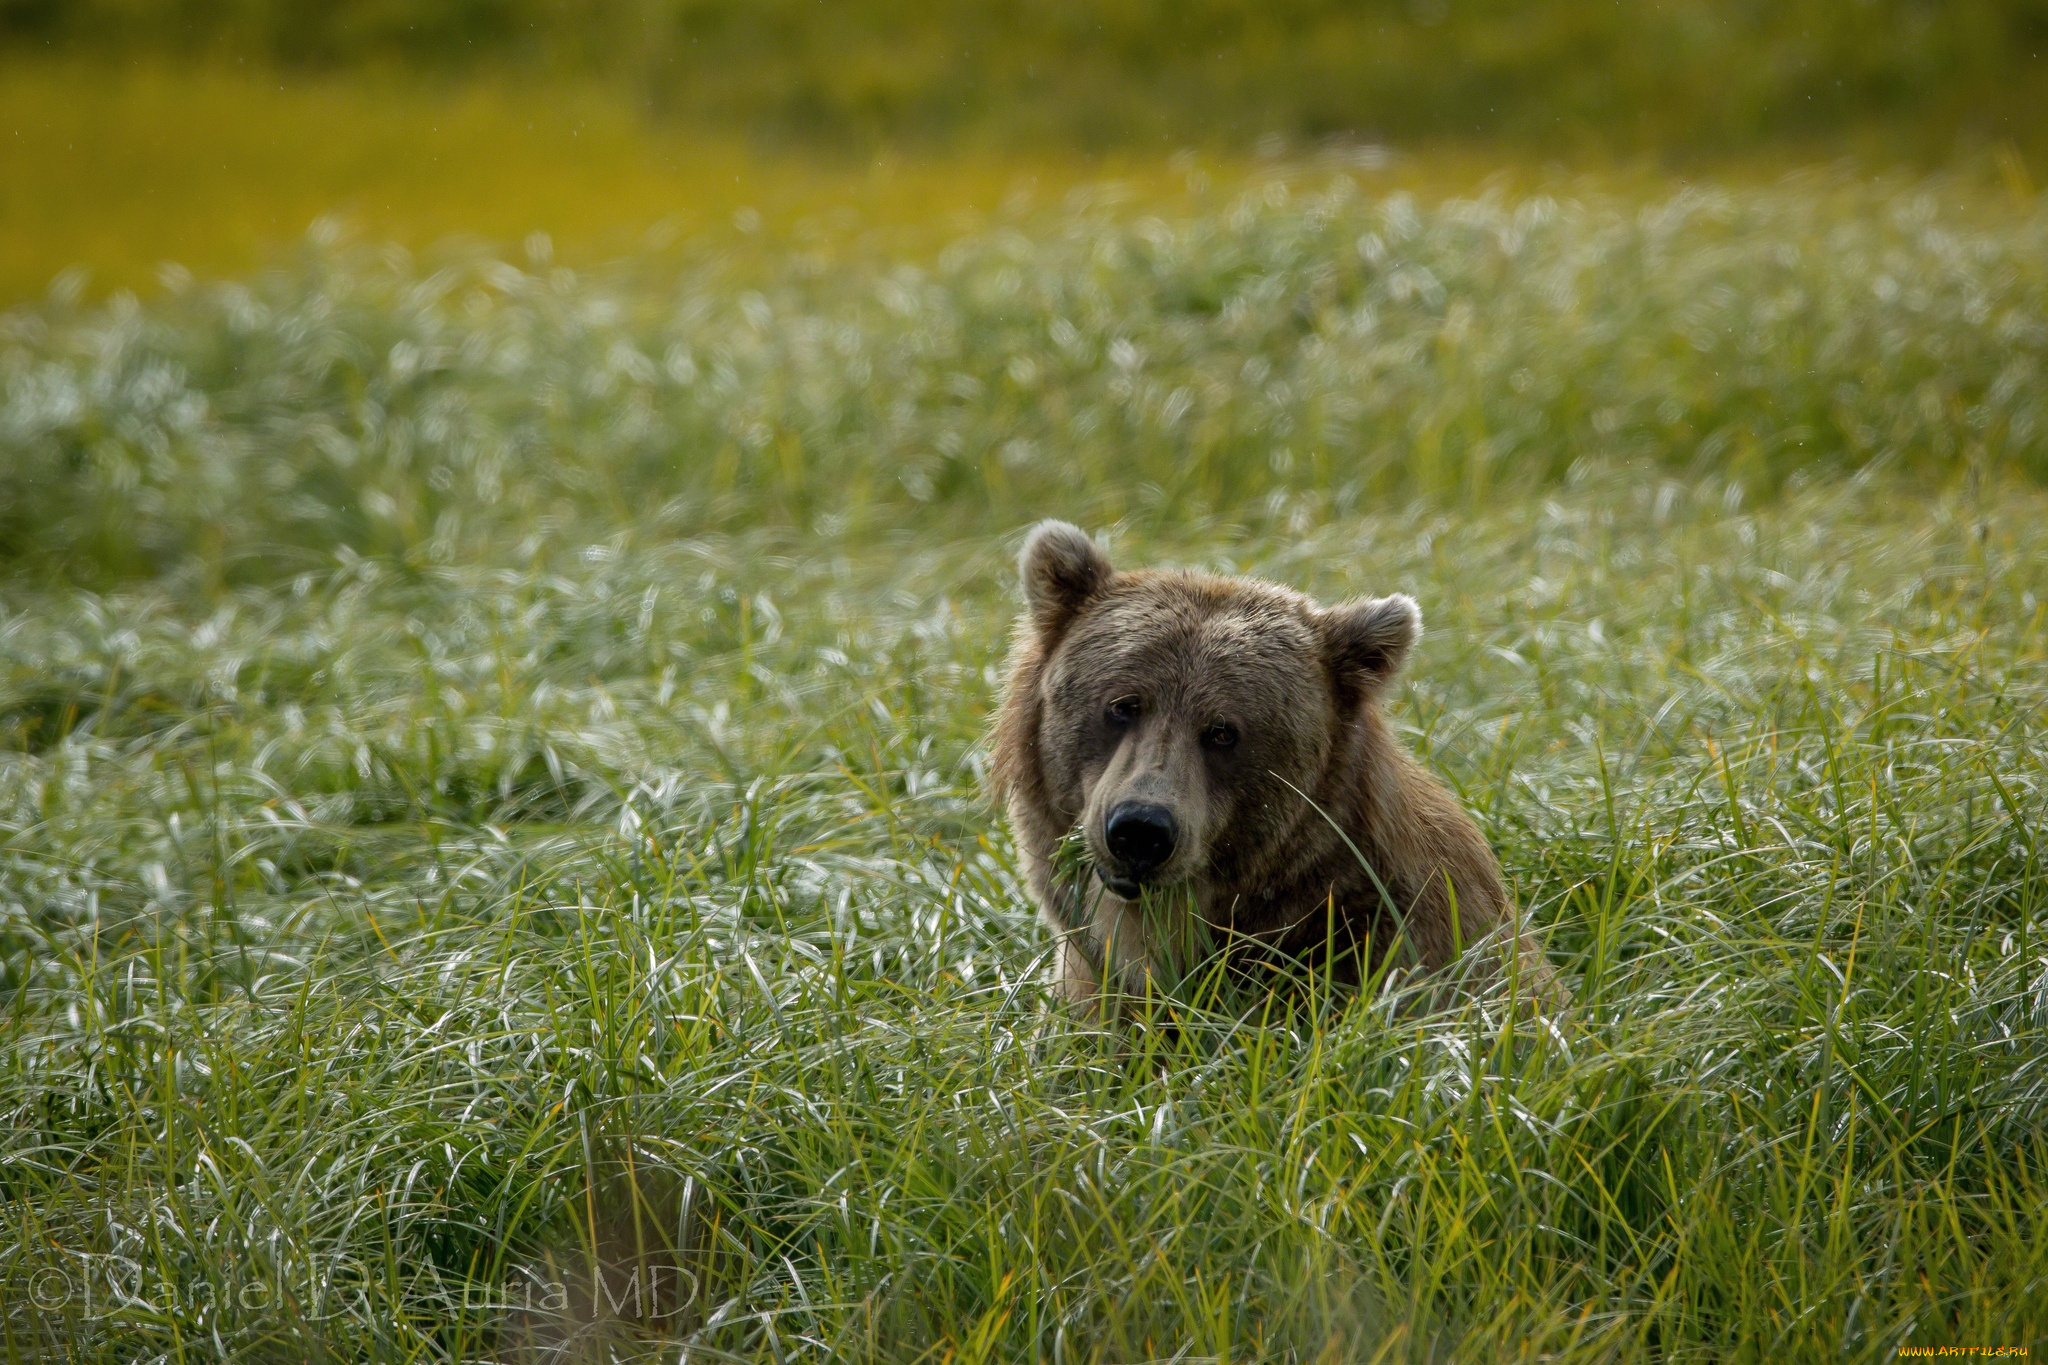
[0,61,1238,307]
[7,59,2041,310]
[4,163,2047,1361]
[12,0,2048,162]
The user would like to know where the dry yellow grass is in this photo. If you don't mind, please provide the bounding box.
[0,61,1218,303]
[9,59,1961,307]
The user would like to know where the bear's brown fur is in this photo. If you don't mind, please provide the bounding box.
[991,521,1561,1016]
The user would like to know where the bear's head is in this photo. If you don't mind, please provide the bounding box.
[1004,520,1420,901]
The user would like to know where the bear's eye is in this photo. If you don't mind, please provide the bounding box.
[1104,695,1142,726]
[1201,722,1239,751]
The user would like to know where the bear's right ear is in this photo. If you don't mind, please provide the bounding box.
[1018,520,1113,636]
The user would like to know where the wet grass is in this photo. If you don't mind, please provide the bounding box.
[2,171,2046,1361]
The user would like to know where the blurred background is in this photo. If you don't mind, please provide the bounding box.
[5,0,2046,302]
[3,1,2045,585]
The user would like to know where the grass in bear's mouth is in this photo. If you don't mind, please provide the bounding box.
[3,171,2047,1360]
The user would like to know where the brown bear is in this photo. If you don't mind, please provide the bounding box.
[991,520,1561,1017]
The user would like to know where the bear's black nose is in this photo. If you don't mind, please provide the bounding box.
[1104,801,1178,879]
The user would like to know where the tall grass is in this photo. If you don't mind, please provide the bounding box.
[5,171,2045,585]
[2,475,2044,1360]
[3,170,2046,1359]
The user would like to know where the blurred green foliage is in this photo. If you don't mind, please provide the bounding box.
[4,171,2044,584]
[4,0,2045,155]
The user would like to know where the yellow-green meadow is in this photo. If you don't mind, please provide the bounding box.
[4,7,2046,1360]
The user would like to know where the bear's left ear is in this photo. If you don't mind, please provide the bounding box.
[1018,520,1114,637]
[1322,594,1422,699]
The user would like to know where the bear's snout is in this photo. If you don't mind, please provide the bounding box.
[1101,801,1179,893]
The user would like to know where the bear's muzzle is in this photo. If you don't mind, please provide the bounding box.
[1098,800,1180,897]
